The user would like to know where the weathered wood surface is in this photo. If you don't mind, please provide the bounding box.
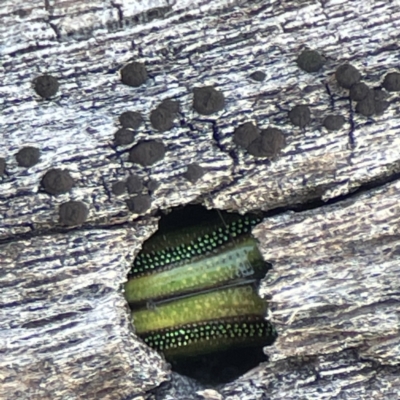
[1,0,400,399]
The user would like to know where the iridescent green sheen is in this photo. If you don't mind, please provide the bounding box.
[133,284,267,333]
[125,234,267,306]
[142,316,276,358]
[125,212,275,360]
[129,214,262,277]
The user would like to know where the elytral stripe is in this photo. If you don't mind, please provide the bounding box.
[133,284,266,334]
[129,214,262,278]
[140,316,276,358]
[125,236,268,306]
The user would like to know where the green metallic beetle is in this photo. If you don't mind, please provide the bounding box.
[124,210,276,366]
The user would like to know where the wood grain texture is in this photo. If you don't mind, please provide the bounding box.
[1,0,400,399]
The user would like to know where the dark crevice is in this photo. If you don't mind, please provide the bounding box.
[348,100,356,149]
[3,163,400,246]
[325,83,334,109]
[48,22,61,40]
[111,2,124,28]
[5,43,54,58]
[101,175,113,203]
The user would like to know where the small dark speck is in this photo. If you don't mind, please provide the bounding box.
[13,8,29,17]
[129,140,166,166]
[159,99,180,113]
[288,105,311,128]
[382,72,400,92]
[373,88,388,102]
[322,115,345,131]
[59,201,88,226]
[112,181,126,196]
[147,179,160,193]
[355,92,376,116]
[349,82,370,101]
[233,122,260,149]
[15,146,40,168]
[183,163,205,183]
[249,71,266,82]
[126,174,143,194]
[119,111,143,129]
[34,75,59,98]
[193,86,225,115]
[247,128,286,158]
[114,128,135,146]
[120,62,148,87]
[150,99,180,132]
[41,168,74,195]
[126,195,151,214]
[296,50,325,73]
[335,64,361,89]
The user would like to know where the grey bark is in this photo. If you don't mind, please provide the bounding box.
[1,0,400,399]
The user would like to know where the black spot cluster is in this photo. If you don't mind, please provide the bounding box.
[39,168,87,227]
[274,50,397,141]
[150,99,180,132]
[4,49,398,227]
[335,63,393,117]
[113,67,221,212]
[233,123,286,158]
[111,173,153,214]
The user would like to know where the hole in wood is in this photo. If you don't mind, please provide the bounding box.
[124,205,277,385]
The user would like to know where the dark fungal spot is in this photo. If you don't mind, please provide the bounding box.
[382,71,400,92]
[147,179,160,193]
[289,105,311,128]
[233,122,260,149]
[59,201,88,226]
[126,194,151,214]
[129,140,166,166]
[13,8,29,17]
[373,88,388,102]
[41,168,74,195]
[354,89,389,117]
[183,163,205,183]
[126,174,143,194]
[111,181,126,196]
[249,71,266,82]
[114,128,135,146]
[158,99,180,113]
[0,158,5,176]
[15,146,40,168]
[323,115,345,131]
[119,111,142,129]
[247,127,286,158]
[193,86,225,115]
[349,82,370,101]
[150,107,173,132]
[296,49,325,73]
[335,63,361,89]
[120,62,148,87]
[34,75,59,98]
[374,98,390,115]
[355,92,376,117]
[150,100,180,132]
